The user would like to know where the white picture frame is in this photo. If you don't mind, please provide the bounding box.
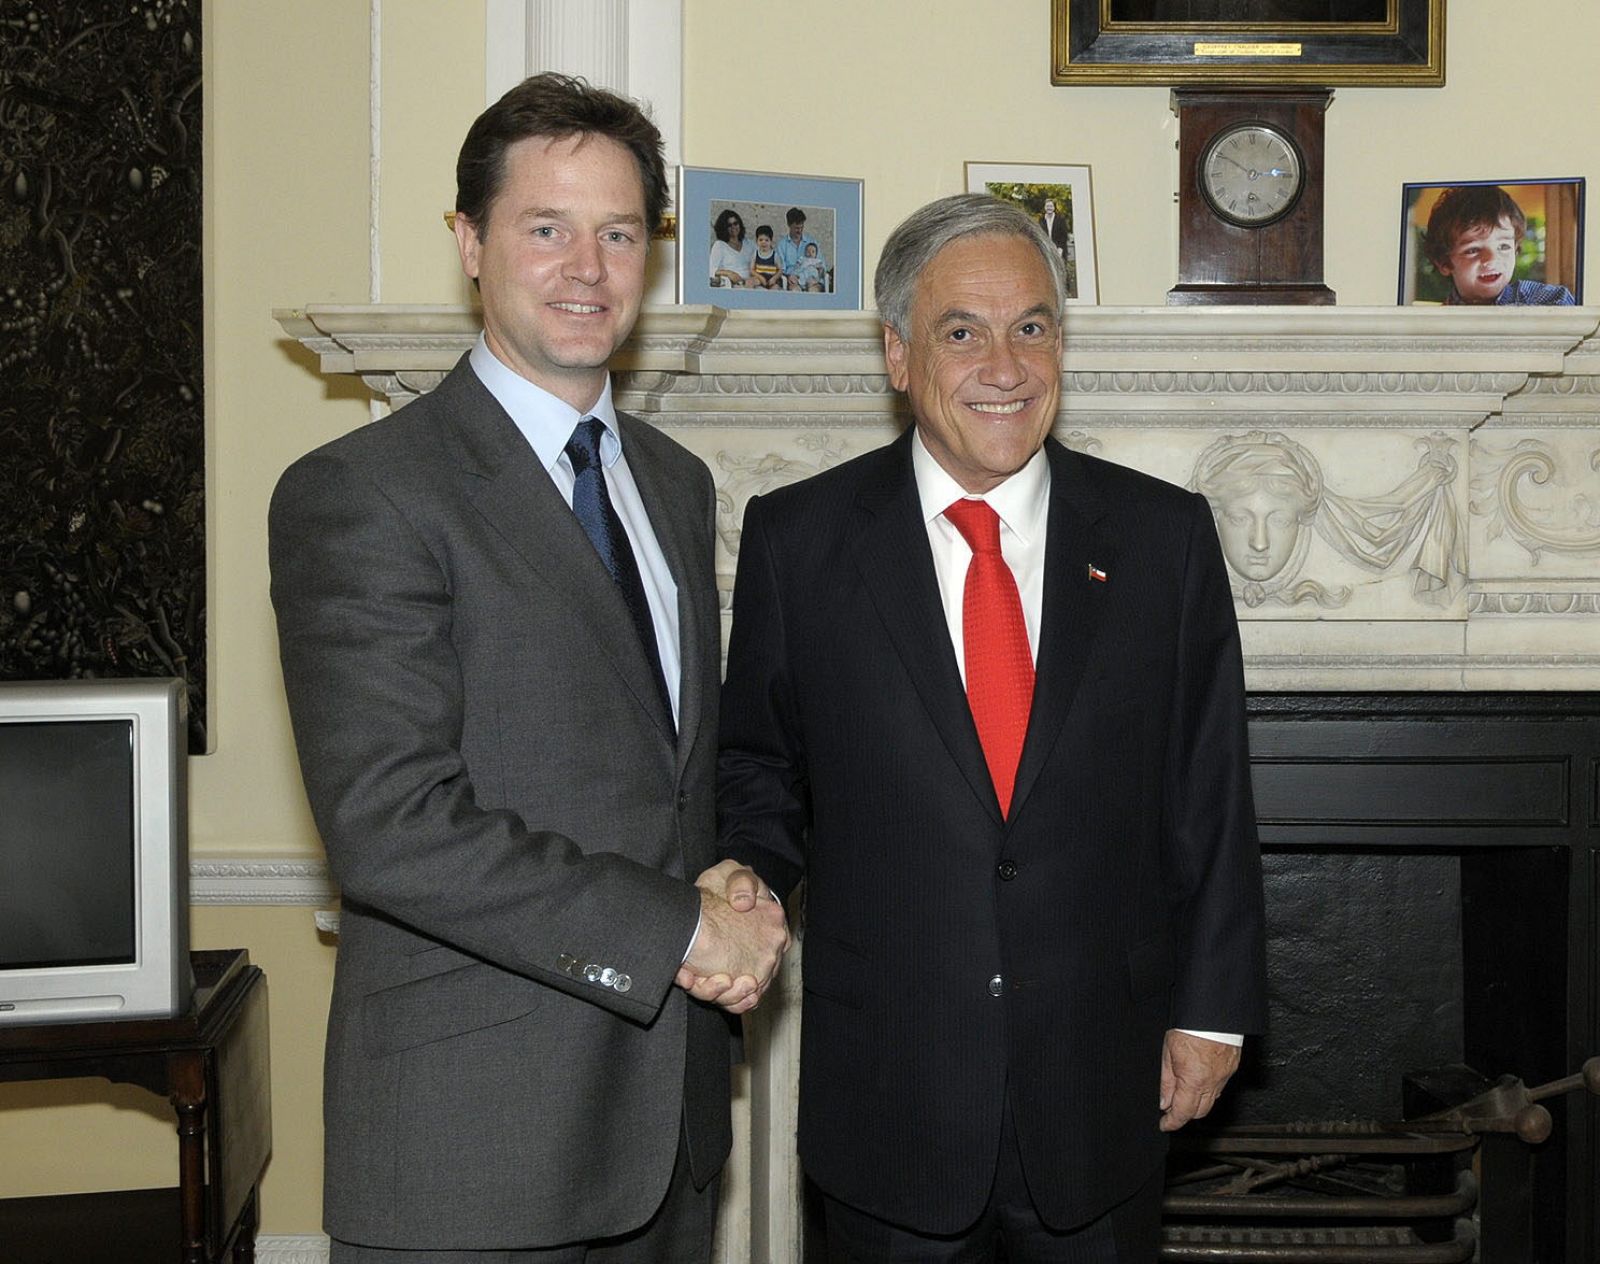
[964,161,1099,305]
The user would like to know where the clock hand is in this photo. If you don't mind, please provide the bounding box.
[1213,152,1286,182]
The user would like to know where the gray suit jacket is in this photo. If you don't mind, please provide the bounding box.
[269,356,729,1249]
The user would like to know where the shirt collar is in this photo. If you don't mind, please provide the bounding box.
[911,427,1050,545]
[469,333,622,471]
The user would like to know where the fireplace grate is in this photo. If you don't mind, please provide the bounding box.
[1162,1059,1599,1263]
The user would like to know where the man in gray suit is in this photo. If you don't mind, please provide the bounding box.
[270,73,789,1262]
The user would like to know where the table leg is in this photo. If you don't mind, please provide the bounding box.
[171,1054,209,1264]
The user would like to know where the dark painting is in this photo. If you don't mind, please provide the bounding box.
[0,0,206,750]
[1110,1,1387,19]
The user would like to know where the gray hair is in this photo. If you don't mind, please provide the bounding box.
[873,193,1069,339]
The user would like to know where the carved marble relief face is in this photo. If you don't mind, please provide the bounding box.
[1214,486,1306,582]
[1191,432,1324,605]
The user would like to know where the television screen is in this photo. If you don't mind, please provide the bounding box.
[0,720,137,970]
[0,677,190,1025]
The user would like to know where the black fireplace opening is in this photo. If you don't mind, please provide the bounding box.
[1163,694,1600,1264]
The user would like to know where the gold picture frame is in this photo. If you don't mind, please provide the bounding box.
[1051,0,1445,87]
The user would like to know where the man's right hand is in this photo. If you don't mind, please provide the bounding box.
[677,865,790,1014]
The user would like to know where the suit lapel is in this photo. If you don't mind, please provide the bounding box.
[1008,439,1115,820]
[852,431,1000,822]
[439,364,676,743]
[620,411,713,766]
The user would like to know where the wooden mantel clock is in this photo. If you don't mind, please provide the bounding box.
[1169,87,1335,306]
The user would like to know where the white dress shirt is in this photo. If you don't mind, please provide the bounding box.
[910,429,1240,1049]
[469,335,681,726]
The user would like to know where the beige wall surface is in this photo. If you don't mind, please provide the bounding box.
[4,0,1597,1243]
[684,0,1600,307]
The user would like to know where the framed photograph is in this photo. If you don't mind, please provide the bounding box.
[1051,0,1444,87]
[1398,179,1585,306]
[965,162,1099,305]
[677,166,863,309]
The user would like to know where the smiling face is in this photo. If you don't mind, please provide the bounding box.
[454,133,648,411]
[1437,216,1519,304]
[883,233,1062,494]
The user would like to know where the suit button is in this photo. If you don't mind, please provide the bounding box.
[600,967,617,986]
[613,973,632,993]
[677,791,689,812]
[583,964,602,983]
[997,860,1018,881]
[987,974,1004,997]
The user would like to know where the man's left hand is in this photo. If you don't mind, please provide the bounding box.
[1159,1030,1240,1132]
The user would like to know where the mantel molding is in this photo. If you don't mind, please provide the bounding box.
[275,302,1600,379]
[275,303,1600,692]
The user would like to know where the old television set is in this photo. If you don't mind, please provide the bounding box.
[0,677,192,1025]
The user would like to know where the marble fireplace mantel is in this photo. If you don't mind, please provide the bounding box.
[276,303,1600,692]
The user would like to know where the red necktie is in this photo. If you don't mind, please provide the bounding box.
[944,498,1035,818]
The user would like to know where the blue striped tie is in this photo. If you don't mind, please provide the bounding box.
[565,418,674,732]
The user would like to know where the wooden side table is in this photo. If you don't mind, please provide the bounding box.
[0,949,271,1263]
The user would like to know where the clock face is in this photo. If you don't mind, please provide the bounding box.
[1199,123,1304,228]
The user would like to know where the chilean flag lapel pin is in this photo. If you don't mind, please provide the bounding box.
[1087,563,1108,583]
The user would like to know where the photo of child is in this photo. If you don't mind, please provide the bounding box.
[749,226,783,289]
[1400,180,1584,306]
[795,241,829,291]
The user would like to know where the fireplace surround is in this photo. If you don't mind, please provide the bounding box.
[276,302,1600,1262]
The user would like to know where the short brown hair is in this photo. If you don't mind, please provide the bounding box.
[455,72,669,237]
[1423,185,1527,270]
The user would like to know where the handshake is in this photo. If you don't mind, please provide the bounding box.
[675,859,793,1014]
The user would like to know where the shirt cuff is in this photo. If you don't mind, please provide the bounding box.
[1177,1028,1243,1046]
[681,907,702,965]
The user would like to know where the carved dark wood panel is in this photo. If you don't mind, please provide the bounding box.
[0,0,205,749]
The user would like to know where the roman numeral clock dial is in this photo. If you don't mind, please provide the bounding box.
[1169,88,1335,306]
[1203,124,1302,227]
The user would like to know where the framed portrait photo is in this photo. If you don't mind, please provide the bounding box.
[964,162,1099,305]
[677,166,863,309]
[1398,178,1585,306]
[1051,0,1444,87]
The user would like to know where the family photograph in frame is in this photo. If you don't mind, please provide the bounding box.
[964,162,1099,304]
[677,166,863,310]
[1398,178,1585,306]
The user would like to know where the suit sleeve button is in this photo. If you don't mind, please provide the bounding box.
[600,967,617,986]
[614,973,632,993]
[583,964,602,983]
[987,974,1004,997]
[997,860,1018,881]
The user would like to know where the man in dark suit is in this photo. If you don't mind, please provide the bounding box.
[1039,197,1070,259]
[718,194,1266,1260]
[270,74,789,1263]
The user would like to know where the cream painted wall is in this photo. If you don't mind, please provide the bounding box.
[684,0,1600,307]
[378,2,485,303]
[5,0,1597,1246]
